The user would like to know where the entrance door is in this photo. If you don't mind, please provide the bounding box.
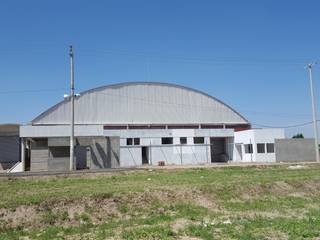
[235,144,242,161]
[75,146,87,170]
[142,146,149,164]
[210,138,227,162]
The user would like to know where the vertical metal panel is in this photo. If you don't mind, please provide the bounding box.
[32,82,249,125]
[0,136,20,169]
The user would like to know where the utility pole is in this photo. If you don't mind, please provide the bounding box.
[69,45,75,170]
[307,63,320,162]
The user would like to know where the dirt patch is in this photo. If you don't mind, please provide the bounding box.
[0,188,217,230]
[171,218,194,233]
[0,205,41,229]
[238,181,308,200]
[118,188,217,210]
[0,196,123,229]
[194,194,216,209]
[38,196,122,225]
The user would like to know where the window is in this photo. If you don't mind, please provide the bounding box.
[162,137,173,144]
[134,138,140,145]
[193,137,205,144]
[180,137,187,144]
[244,144,253,154]
[267,143,275,153]
[126,138,133,145]
[257,143,265,153]
[33,138,48,148]
[50,146,69,158]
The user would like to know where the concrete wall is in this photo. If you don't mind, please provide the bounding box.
[30,139,49,171]
[275,138,316,162]
[30,136,120,171]
[76,136,120,169]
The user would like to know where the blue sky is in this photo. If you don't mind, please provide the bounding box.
[1,0,320,137]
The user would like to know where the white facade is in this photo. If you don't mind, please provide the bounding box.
[233,129,285,163]
[104,128,234,167]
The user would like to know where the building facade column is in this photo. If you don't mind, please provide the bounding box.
[20,138,25,171]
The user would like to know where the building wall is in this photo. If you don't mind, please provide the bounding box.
[29,136,120,171]
[108,128,233,167]
[76,136,120,169]
[30,139,49,171]
[20,125,104,138]
[275,138,317,162]
[233,129,285,163]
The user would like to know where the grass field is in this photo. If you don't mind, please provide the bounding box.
[1,164,320,239]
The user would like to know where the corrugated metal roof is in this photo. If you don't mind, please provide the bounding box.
[32,82,249,125]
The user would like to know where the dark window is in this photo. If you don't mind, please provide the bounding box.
[244,144,253,154]
[194,137,205,144]
[50,146,69,158]
[34,138,48,148]
[257,143,265,153]
[134,138,140,145]
[180,137,187,144]
[126,138,133,145]
[267,143,275,153]
[162,137,173,144]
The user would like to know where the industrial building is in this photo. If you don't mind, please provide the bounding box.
[18,82,287,171]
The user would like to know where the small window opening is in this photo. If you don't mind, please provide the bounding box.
[194,137,205,144]
[134,138,140,145]
[162,137,173,144]
[257,143,265,153]
[244,144,253,154]
[267,143,275,153]
[180,137,187,144]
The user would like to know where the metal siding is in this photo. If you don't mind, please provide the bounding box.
[0,136,20,163]
[32,82,248,125]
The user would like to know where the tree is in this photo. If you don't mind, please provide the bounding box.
[292,133,304,139]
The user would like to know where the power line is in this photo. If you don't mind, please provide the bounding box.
[78,48,310,66]
[252,121,315,129]
[0,88,67,95]
[0,45,315,66]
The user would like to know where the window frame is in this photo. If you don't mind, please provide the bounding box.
[257,143,265,153]
[193,137,205,144]
[266,143,275,153]
[161,137,173,145]
[126,138,133,146]
[244,144,253,154]
[180,137,187,144]
[134,138,140,145]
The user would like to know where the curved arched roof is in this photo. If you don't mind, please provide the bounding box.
[32,82,249,125]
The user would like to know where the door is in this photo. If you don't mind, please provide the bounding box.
[210,138,227,162]
[142,146,149,164]
[235,144,242,161]
[75,146,88,170]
